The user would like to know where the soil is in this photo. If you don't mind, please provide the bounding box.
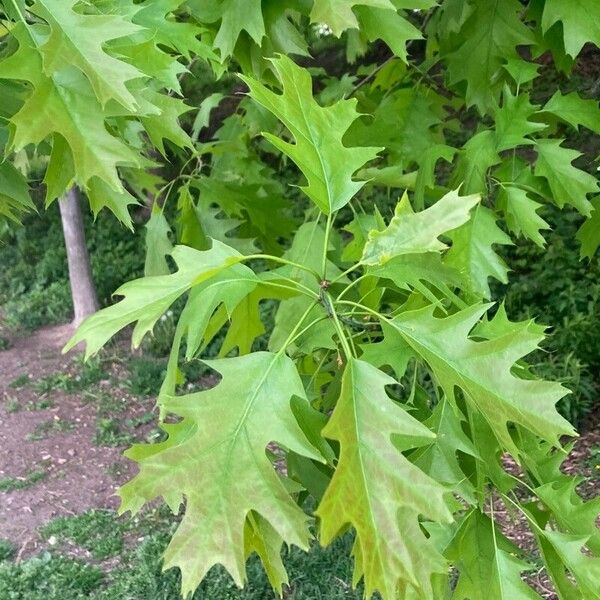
[0,324,150,560]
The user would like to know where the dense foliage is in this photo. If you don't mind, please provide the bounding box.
[1,1,600,599]
[0,202,145,328]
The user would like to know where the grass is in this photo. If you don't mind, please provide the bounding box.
[30,359,108,395]
[3,395,55,413]
[126,357,167,396]
[27,418,74,441]
[0,506,367,600]
[587,445,600,479]
[4,396,20,413]
[41,510,128,560]
[0,553,104,600]
[0,540,15,561]
[93,417,136,447]
[0,468,46,492]
[9,374,30,388]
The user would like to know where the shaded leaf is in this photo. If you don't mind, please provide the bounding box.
[445,205,511,299]
[534,139,598,217]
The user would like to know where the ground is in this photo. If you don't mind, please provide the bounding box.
[0,325,141,557]
[0,324,598,599]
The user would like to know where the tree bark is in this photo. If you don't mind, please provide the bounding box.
[58,187,99,326]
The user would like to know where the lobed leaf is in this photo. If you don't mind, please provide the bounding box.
[241,55,381,214]
[120,352,323,596]
[362,189,480,265]
[317,358,451,599]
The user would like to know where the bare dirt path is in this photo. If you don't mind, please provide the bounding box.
[0,325,141,558]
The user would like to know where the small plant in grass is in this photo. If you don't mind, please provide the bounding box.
[84,390,128,417]
[106,461,127,480]
[32,373,71,394]
[0,469,46,492]
[28,397,55,411]
[0,336,10,351]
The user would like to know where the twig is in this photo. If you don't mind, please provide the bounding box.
[15,535,33,564]
[345,8,435,98]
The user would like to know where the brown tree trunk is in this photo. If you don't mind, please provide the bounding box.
[58,187,99,326]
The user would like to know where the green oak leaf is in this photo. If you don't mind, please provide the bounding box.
[362,189,480,265]
[179,265,260,361]
[64,242,243,358]
[157,262,261,400]
[542,531,600,600]
[445,0,535,112]
[195,196,257,255]
[31,0,144,109]
[0,160,34,221]
[243,514,288,594]
[0,24,141,191]
[111,38,186,93]
[43,134,75,204]
[445,205,511,299]
[447,510,541,599]
[342,211,385,262]
[358,321,414,380]
[414,144,456,208]
[317,358,451,600]
[215,275,297,356]
[389,304,574,456]
[310,0,395,36]
[354,5,422,62]
[497,185,550,248]
[502,57,540,87]
[144,206,173,276]
[411,399,478,502]
[541,0,600,58]
[133,0,217,60]
[241,55,381,214]
[576,196,600,259]
[369,253,464,305]
[347,87,443,168]
[214,0,265,58]
[119,352,323,597]
[189,0,265,59]
[534,139,599,217]
[452,130,501,194]
[535,478,600,554]
[494,86,546,152]
[86,177,139,230]
[140,91,193,155]
[192,92,225,140]
[541,91,600,135]
[261,1,310,59]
